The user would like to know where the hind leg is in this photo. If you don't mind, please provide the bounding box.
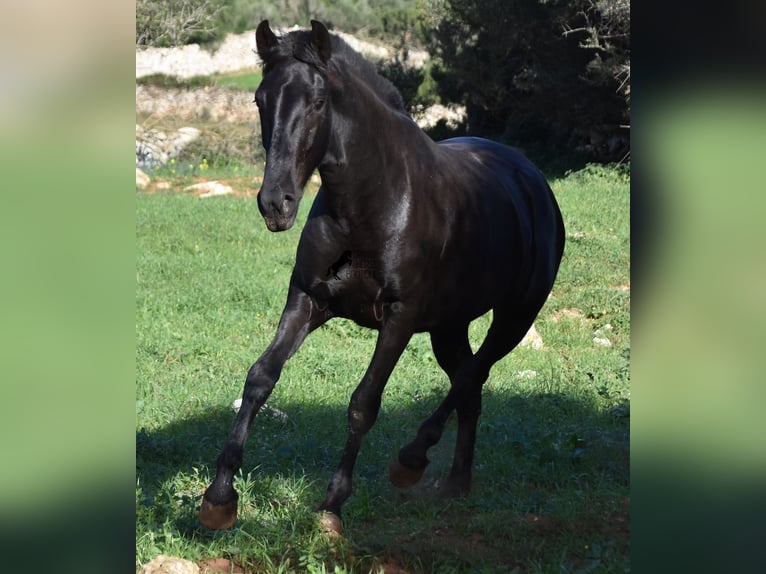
[441,304,544,497]
[389,324,473,488]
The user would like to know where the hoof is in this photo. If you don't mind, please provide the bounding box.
[389,459,425,488]
[319,511,343,536]
[199,496,238,530]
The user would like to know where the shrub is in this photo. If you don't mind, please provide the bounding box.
[136,0,224,47]
[423,0,630,166]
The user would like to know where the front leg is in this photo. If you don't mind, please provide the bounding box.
[200,285,328,529]
[317,303,414,533]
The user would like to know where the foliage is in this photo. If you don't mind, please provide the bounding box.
[136,0,225,47]
[423,0,630,165]
[135,1,630,168]
[218,0,424,41]
[373,4,439,111]
[136,165,629,572]
[178,123,263,169]
[137,0,428,47]
[375,50,433,112]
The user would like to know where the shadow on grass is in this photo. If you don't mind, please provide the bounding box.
[137,385,629,572]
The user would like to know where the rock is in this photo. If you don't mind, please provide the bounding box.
[593,324,613,347]
[136,29,428,81]
[139,555,199,574]
[136,33,258,79]
[263,404,289,422]
[136,124,201,169]
[232,399,289,423]
[184,181,233,197]
[174,127,202,150]
[136,168,150,189]
[520,324,543,350]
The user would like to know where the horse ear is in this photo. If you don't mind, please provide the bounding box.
[310,20,332,63]
[256,20,278,57]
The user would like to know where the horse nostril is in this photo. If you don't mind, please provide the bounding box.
[281,194,295,215]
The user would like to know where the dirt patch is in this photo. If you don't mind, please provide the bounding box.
[550,308,586,322]
[198,558,245,574]
[141,175,323,198]
[141,177,257,196]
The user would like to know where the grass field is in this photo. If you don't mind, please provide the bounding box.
[137,69,263,91]
[136,164,630,573]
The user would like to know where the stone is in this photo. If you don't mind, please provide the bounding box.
[136,168,150,189]
[136,29,428,81]
[138,555,199,574]
[136,125,201,169]
[183,181,233,197]
[232,399,289,423]
[593,323,613,347]
[520,324,543,350]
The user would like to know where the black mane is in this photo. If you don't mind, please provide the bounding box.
[259,28,406,114]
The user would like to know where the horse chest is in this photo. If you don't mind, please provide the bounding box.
[298,250,389,328]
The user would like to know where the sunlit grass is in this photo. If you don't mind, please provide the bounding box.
[137,69,263,92]
[136,164,630,572]
[213,69,263,91]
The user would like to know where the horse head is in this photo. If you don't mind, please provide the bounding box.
[254,20,334,232]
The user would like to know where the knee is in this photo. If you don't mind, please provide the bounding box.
[348,406,377,435]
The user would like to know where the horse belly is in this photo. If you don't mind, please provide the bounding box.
[416,221,547,331]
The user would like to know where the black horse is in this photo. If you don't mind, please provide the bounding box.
[200,20,565,533]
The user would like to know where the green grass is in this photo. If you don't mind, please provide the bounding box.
[136,164,630,572]
[213,70,263,91]
[137,69,263,92]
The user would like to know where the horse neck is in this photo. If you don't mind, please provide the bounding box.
[318,77,424,223]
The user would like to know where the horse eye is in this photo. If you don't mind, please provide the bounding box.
[314,98,325,111]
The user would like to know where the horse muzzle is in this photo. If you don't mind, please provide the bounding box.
[257,188,298,232]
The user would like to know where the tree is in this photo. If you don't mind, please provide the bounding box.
[424,0,630,165]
